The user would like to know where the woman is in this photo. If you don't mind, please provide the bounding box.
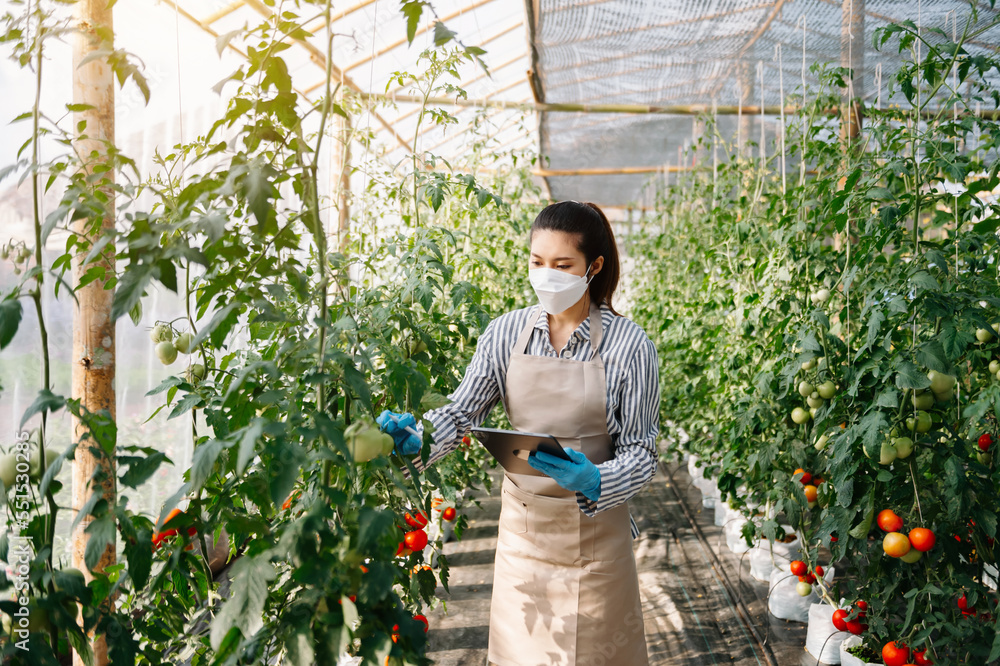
[378,201,660,666]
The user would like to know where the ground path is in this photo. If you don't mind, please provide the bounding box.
[425,460,834,666]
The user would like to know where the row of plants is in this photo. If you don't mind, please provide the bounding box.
[632,4,1000,664]
[0,1,538,664]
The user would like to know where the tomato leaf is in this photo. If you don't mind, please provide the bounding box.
[83,512,116,570]
[210,555,276,650]
[236,418,265,477]
[20,389,66,428]
[989,632,1000,663]
[120,451,168,489]
[0,298,23,350]
[915,340,948,373]
[895,361,931,390]
[357,506,394,551]
[940,321,973,359]
[189,439,224,492]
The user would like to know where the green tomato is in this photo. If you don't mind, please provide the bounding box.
[798,381,814,398]
[928,370,956,394]
[934,388,954,403]
[2,605,49,635]
[807,394,825,409]
[977,328,995,343]
[186,363,206,382]
[814,434,829,451]
[0,453,16,490]
[912,392,935,411]
[906,411,933,433]
[978,451,993,466]
[796,581,813,597]
[817,381,836,400]
[892,437,914,459]
[989,360,1000,375]
[791,407,811,424]
[813,288,830,304]
[801,358,817,371]
[155,341,178,365]
[900,547,923,563]
[29,445,58,480]
[174,332,194,354]
[345,421,394,463]
[879,440,898,465]
[150,324,172,343]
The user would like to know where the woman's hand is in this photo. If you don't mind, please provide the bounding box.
[528,448,601,501]
[376,410,423,455]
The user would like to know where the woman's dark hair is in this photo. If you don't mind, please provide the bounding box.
[530,201,621,315]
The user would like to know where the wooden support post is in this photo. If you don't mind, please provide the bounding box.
[736,61,753,159]
[71,2,116,665]
[334,87,351,252]
[841,0,865,140]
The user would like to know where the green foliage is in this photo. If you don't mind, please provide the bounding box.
[0,1,539,663]
[632,7,1000,662]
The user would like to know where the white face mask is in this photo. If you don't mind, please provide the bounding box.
[529,264,595,314]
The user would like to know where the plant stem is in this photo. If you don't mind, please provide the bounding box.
[908,457,924,524]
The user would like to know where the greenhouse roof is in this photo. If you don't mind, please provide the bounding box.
[2,0,999,217]
[158,0,1000,209]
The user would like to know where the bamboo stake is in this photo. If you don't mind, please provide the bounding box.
[71,1,116,665]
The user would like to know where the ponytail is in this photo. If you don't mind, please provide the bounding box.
[530,201,621,315]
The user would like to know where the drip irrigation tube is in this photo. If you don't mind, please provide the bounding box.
[663,462,780,666]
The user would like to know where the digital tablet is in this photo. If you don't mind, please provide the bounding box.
[470,427,571,476]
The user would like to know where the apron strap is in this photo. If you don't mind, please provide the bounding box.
[512,306,544,355]
[512,303,605,358]
[588,302,603,359]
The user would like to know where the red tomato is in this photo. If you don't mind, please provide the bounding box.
[882,641,910,666]
[957,594,969,610]
[908,527,936,552]
[979,433,993,451]
[830,535,838,542]
[404,510,429,529]
[855,600,868,611]
[413,614,429,632]
[814,565,824,577]
[832,608,848,632]
[282,490,300,511]
[442,507,457,522]
[404,529,428,552]
[790,560,807,576]
[913,648,933,665]
[877,509,904,532]
[395,542,413,558]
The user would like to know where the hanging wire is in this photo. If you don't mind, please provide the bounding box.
[355,0,380,298]
[799,14,807,191]
[712,97,718,211]
[775,43,786,204]
[758,60,765,169]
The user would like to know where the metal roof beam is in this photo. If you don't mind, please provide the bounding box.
[236,0,414,153]
[557,2,776,47]
[545,28,758,75]
[342,0,503,74]
[202,1,244,25]
[710,0,790,98]
[386,54,528,126]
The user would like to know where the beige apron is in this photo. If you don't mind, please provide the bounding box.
[487,304,648,666]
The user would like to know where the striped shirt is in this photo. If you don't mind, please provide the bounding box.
[424,302,660,538]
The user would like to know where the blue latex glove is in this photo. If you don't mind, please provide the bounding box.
[376,410,423,455]
[528,448,601,501]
